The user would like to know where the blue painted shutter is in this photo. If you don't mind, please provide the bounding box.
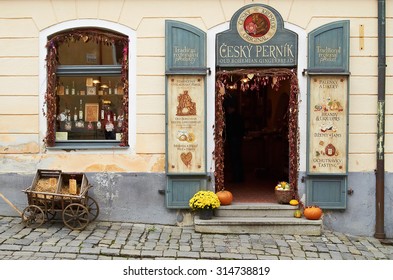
[306,176,347,209]
[306,21,350,209]
[166,176,207,208]
[165,20,207,208]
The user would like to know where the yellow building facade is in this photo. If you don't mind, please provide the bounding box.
[0,0,392,237]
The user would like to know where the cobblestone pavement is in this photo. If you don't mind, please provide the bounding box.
[0,216,392,260]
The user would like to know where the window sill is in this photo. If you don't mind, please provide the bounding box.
[48,141,128,150]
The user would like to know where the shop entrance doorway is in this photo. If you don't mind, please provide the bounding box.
[215,68,299,203]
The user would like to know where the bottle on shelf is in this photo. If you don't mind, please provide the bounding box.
[65,85,70,95]
[78,99,83,120]
[101,106,105,120]
[57,83,65,95]
[71,81,76,95]
[108,81,112,95]
[73,107,78,122]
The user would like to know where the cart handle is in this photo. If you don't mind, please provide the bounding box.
[0,192,22,216]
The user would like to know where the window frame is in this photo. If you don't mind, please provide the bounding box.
[44,28,129,149]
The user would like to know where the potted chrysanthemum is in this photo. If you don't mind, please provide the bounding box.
[189,190,221,220]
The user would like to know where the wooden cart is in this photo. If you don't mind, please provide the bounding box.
[22,169,99,230]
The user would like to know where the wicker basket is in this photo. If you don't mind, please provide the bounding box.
[275,189,293,204]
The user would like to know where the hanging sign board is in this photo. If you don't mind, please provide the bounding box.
[216,4,298,67]
[165,20,206,74]
[308,20,350,73]
[307,20,350,175]
[308,76,348,175]
[167,75,206,174]
[165,21,207,175]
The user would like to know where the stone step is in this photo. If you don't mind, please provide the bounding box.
[194,203,322,236]
[194,216,323,236]
[215,202,298,217]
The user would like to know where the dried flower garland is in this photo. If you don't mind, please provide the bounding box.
[43,29,129,147]
[214,68,300,200]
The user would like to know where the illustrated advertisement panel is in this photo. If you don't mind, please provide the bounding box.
[308,76,348,174]
[167,75,205,174]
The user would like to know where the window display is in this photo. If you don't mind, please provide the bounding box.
[56,76,124,141]
[45,28,129,147]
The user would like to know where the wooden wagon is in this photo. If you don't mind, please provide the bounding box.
[22,169,99,230]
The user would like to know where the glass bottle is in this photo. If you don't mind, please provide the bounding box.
[101,106,105,120]
[65,85,69,95]
[78,99,83,120]
[71,81,76,95]
[108,81,112,95]
[73,107,78,122]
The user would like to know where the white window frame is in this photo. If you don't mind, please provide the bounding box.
[39,19,136,152]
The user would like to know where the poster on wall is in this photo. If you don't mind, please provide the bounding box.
[308,76,348,174]
[167,75,205,174]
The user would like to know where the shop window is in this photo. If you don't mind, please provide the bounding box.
[44,28,129,148]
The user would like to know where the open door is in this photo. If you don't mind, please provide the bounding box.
[215,68,300,203]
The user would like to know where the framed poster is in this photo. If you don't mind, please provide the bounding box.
[167,75,205,174]
[86,86,96,95]
[308,76,348,174]
[85,103,99,122]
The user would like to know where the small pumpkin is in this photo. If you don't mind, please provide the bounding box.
[303,205,323,220]
[294,209,302,218]
[289,199,299,206]
[216,190,233,205]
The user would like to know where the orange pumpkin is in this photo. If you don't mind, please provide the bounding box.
[216,190,233,205]
[303,205,323,220]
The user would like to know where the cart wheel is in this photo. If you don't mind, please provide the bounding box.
[22,205,45,229]
[62,203,89,230]
[86,196,99,222]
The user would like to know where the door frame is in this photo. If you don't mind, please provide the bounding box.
[214,68,300,198]
[206,22,307,195]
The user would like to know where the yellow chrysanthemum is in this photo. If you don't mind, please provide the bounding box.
[189,190,221,210]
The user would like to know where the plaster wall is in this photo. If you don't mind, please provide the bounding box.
[0,0,391,171]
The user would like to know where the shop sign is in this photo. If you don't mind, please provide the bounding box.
[308,20,350,73]
[308,76,348,174]
[165,20,206,74]
[216,4,298,67]
[167,75,206,174]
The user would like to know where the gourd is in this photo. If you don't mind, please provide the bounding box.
[294,209,302,218]
[289,199,299,206]
[216,190,233,205]
[303,205,323,220]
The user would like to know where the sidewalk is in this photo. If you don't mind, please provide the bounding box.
[0,216,392,260]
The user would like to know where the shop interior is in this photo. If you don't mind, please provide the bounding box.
[220,72,290,203]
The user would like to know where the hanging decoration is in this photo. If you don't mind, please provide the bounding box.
[214,68,300,201]
[43,29,129,147]
[214,80,226,191]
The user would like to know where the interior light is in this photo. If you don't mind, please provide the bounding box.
[241,77,249,83]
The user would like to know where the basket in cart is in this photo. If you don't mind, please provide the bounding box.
[22,169,99,230]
